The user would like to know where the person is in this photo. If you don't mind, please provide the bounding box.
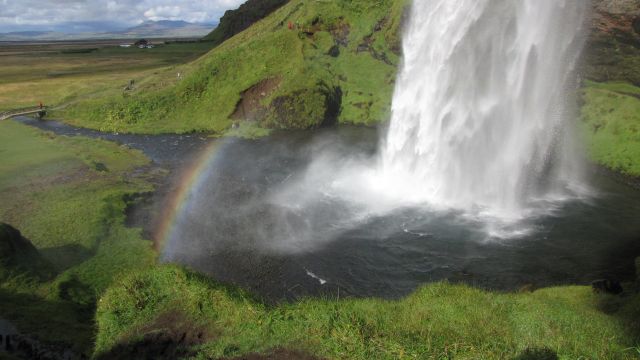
[39,102,43,109]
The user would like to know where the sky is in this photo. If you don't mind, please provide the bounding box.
[0,0,245,33]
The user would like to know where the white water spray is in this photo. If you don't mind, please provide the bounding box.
[380,0,590,219]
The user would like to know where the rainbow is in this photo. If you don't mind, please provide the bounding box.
[153,140,222,253]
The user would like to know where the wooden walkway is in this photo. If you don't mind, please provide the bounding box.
[0,107,48,121]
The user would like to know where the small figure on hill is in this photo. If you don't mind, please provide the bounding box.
[39,102,43,109]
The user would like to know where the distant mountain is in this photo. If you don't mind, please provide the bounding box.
[118,20,217,38]
[0,20,217,41]
[4,31,51,36]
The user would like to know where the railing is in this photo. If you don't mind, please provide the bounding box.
[0,107,48,121]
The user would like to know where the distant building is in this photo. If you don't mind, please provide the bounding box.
[134,39,149,48]
[119,44,132,48]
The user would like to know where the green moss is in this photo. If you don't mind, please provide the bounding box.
[96,265,640,359]
[579,81,640,176]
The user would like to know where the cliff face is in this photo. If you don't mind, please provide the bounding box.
[586,0,640,85]
[592,0,640,35]
[202,0,290,46]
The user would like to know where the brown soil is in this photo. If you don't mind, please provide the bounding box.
[222,348,325,360]
[231,77,282,122]
[96,310,217,360]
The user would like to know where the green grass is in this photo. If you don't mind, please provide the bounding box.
[0,41,216,112]
[60,0,408,134]
[0,121,156,354]
[95,265,640,359]
[580,81,640,176]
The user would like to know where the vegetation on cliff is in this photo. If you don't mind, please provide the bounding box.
[203,0,290,47]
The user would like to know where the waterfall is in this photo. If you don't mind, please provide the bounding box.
[380,0,590,219]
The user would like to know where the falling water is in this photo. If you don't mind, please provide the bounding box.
[380,0,590,220]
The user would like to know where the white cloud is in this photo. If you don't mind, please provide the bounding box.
[0,0,247,32]
[144,5,182,21]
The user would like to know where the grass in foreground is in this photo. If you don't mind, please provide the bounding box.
[96,265,640,359]
[580,80,640,176]
[0,120,156,354]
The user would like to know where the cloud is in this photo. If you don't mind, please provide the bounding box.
[144,5,182,21]
[0,0,246,32]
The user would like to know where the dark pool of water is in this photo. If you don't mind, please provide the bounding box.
[15,117,212,167]
[19,117,640,302]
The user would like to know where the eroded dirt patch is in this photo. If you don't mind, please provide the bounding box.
[222,348,325,360]
[231,77,282,122]
[97,310,217,360]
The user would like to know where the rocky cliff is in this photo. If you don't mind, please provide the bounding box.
[587,0,640,85]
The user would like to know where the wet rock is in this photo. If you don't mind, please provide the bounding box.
[592,278,624,295]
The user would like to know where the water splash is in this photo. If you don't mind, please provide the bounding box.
[379,0,590,220]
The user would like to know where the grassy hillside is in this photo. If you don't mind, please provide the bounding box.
[93,265,640,359]
[61,0,408,134]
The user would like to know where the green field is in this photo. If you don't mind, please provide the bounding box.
[0,121,156,354]
[0,41,215,112]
